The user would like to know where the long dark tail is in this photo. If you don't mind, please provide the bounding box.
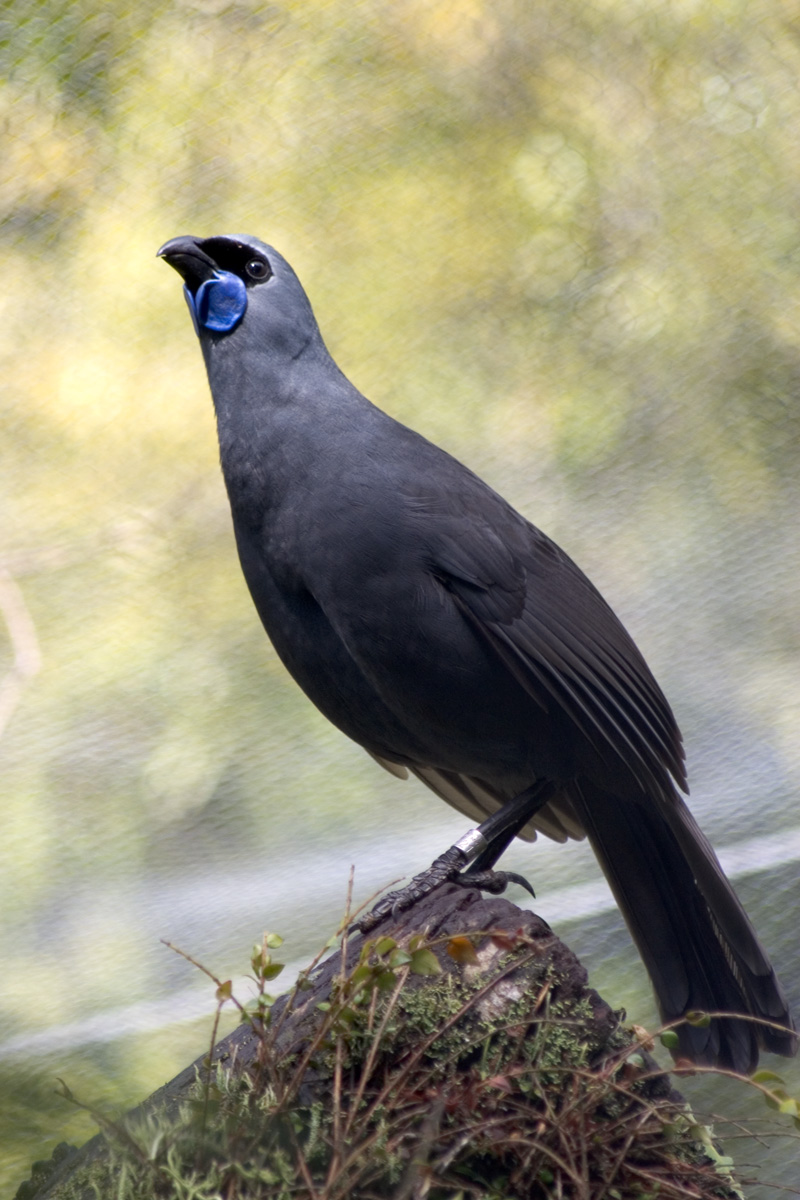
[568,779,796,1072]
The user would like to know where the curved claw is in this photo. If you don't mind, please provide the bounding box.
[454,868,536,899]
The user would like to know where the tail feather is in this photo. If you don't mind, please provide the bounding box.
[568,780,796,1072]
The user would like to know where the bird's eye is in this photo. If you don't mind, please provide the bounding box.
[245,258,271,281]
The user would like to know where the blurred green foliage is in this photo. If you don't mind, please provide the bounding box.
[2,0,800,1193]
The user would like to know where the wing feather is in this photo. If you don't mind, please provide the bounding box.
[437,516,685,802]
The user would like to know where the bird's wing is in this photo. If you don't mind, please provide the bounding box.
[422,491,686,804]
[360,471,681,843]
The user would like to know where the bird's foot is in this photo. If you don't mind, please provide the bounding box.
[355,845,466,934]
[354,848,535,935]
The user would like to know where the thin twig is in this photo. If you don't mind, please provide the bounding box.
[341,964,411,1147]
[160,940,246,1017]
[199,1001,225,1150]
[0,570,41,741]
[326,868,355,1187]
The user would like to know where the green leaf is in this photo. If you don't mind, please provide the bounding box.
[410,948,442,976]
[251,949,271,974]
[764,1088,787,1111]
[685,1010,711,1027]
[262,962,284,981]
[389,948,412,968]
[248,993,274,1013]
[350,964,374,989]
[659,1030,680,1050]
[215,979,233,1002]
[374,936,397,955]
[752,1069,786,1085]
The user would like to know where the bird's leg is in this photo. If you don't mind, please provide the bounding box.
[356,782,556,933]
[450,781,560,897]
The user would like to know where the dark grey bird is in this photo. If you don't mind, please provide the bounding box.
[158,232,796,1072]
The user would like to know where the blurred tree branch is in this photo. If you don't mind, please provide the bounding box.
[0,570,41,741]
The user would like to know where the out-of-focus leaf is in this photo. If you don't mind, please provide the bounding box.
[410,949,442,977]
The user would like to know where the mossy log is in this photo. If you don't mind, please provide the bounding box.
[23,885,741,1200]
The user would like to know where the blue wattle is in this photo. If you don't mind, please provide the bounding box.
[184,271,248,334]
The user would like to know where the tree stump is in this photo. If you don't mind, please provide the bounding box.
[21,885,741,1200]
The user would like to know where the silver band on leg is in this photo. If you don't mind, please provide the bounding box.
[454,827,489,861]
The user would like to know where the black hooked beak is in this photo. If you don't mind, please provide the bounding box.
[157,236,218,293]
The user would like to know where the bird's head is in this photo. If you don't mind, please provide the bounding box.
[157,234,320,358]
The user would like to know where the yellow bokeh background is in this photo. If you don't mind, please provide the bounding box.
[2,0,799,1191]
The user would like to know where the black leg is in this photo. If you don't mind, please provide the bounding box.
[466,782,555,869]
[356,781,556,933]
